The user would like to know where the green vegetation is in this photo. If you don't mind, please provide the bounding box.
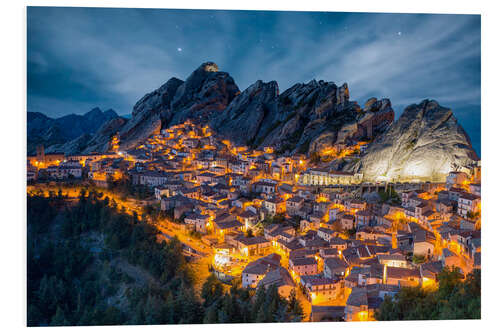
[376,267,481,320]
[342,227,357,239]
[27,191,303,326]
[412,254,427,264]
[378,188,401,205]
[201,275,304,323]
[28,190,196,326]
[188,230,203,239]
[262,213,286,226]
[467,211,480,220]
[107,178,154,200]
[289,215,302,231]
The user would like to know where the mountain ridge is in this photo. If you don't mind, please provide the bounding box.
[27,107,120,154]
[28,62,479,182]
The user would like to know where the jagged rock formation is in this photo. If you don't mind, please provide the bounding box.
[210,80,280,146]
[344,100,479,182]
[37,62,393,155]
[117,62,240,150]
[118,77,184,150]
[167,62,240,125]
[29,62,478,178]
[209,78,394,156]
[263,81,359,154]
[210,79,366,154]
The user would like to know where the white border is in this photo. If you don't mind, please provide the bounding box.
[2,1,498,332]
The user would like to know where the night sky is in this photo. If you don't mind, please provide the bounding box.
[27,7,481,155]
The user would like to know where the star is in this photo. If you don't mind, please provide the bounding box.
[397,31,402,36]
[177,47,182,52]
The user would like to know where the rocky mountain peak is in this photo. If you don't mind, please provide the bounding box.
[28,106,121,155]
[201,61,219,72]
[363,97,391,112]
[35,63,478,169]
[116,62,239,150]
[167,62,239,125]
[336,82,349,104]
[86,107,102,115]
[344,99,478,182]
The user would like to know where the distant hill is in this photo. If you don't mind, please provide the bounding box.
[27,107,119,154]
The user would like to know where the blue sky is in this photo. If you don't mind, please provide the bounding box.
[27,7,481,155]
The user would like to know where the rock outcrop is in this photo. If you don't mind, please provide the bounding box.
[210,80,280,146]
[211,79,385,156]
[39,62,392,155]
[118,62,240,150]
[118,77,184,150]
[344,100,479,182]
[30,62,478,176]
[166,62,240,125]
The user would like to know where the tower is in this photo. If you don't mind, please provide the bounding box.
[36,145,45,163]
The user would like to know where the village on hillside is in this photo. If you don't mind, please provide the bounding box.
[26,120,481,322]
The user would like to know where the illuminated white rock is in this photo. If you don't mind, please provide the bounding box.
[346,99,479,182]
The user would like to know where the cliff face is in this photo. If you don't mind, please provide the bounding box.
[117,62,240,150]
[344,100,479,182]
[210,80,280,146]
[167,62,240,125]
[118,77,184,150]
[41,62,394,155]
[269,80,359,155]
[210,79,369,154]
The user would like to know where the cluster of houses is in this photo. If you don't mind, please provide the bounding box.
[27,149,124,183]
[27,121,481,322]
[142,123,480,322]
[27,159,83,181]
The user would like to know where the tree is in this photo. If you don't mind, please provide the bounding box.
[27,193,199,326]
[201,274,224,307]
[375,268,480,321]
[175,286,203,324]
[50,306,69,326]
[203,304,219,323]
[287,288,304,321]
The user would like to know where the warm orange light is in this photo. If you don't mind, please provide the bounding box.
[422,277,437,289]
[357,311,369,321]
